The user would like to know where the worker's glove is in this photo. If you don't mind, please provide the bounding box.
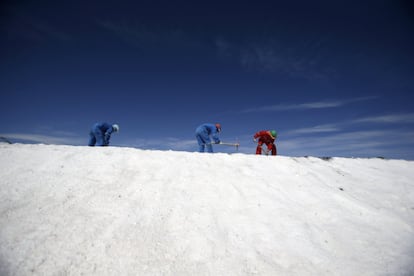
[253,138,257,142]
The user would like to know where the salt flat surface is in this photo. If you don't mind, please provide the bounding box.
[0,144,413,275]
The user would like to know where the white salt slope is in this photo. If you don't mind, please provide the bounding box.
[0,144,413,275]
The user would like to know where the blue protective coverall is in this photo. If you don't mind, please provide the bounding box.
[88,122,116,146]
[195,123,221,152]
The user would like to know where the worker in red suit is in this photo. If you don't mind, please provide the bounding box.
[253,130,277,155]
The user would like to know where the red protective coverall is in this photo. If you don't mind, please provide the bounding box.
[254,130,277,155]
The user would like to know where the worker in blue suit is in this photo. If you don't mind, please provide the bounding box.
[195,123,221,152]
[88,122,119,146]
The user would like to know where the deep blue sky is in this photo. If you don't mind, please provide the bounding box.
[1,0,414,159]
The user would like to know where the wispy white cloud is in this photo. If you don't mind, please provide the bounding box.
[352,113,414,124]
[287,124,341,135]
[215,37,336,80]
[283,111,414,136]
[96,19,191,49]
[29,21,72,42]
[241,96,377,113]
[241,101,340,113]
[96,20,157,47]
[4,10,72,43]
[215,38,233,57]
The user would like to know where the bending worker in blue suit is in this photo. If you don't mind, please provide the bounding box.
[88,122,119,146]
[195,123,221,153]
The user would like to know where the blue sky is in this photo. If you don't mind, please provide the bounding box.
[1,0,414,159]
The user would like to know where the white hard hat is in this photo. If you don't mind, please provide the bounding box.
[112,124,119,132]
